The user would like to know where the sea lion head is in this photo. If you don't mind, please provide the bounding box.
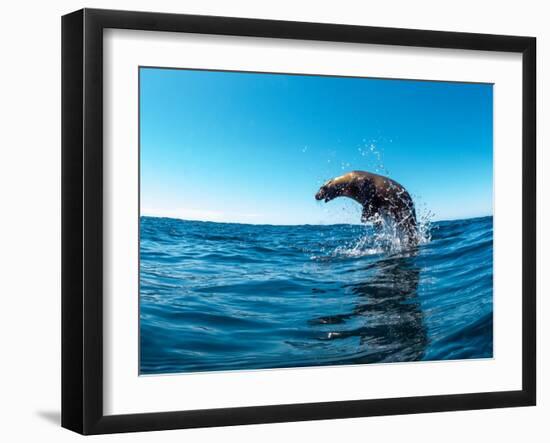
[315,179,346,203]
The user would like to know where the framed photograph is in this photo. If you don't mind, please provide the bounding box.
[61,8,536,435]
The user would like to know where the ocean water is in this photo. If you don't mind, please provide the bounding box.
[140,215,493,375]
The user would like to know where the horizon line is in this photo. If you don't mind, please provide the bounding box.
[139,213,493,227]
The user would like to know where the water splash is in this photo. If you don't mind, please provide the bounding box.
[414,196,435,245]
[327,210,432,259]
[332,225,385,257]
[358,139,390,176]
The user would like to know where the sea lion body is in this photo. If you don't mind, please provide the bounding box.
[315,171,418,244]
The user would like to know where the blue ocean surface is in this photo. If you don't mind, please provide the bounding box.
[139,216,493,375]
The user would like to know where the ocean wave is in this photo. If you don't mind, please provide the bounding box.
[140,215,493,374]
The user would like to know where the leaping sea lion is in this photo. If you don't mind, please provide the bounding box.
[315,170,418,246]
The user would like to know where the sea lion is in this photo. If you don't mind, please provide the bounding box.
[315,170,418,245]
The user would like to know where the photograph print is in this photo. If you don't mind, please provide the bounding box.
[139,67,493,375]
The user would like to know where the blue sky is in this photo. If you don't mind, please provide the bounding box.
[140,67,493,225]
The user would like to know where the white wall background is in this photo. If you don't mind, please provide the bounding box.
[0,0,546,441]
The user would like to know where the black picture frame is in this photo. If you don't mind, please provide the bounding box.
[62,8,536,435]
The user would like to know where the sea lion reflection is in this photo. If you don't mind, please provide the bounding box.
[310,254,426,363]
